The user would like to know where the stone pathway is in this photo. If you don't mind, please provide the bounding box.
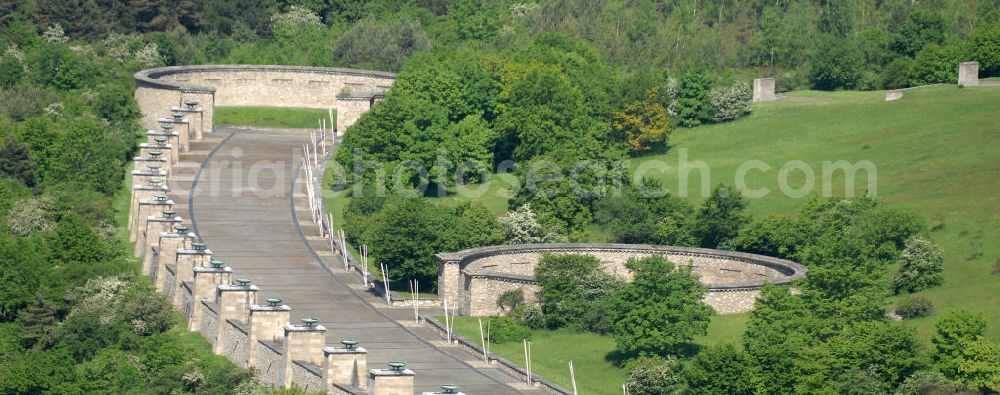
[180,126,532,394]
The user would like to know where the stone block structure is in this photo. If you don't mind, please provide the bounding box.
[324,341,368,390]
[368,363,415,395]
[959,61,980,86]
[438,243,807,316]
[134,65,396,134]
[753,78,776,102]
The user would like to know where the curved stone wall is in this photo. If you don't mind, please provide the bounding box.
[134,65,396,133]
[436,243,807,315]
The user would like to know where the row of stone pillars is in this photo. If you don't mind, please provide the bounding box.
[128,101,463,395]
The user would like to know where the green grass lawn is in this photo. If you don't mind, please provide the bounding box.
[449,312,748,395]
[631,86,1000,341]
[215,106,333,129]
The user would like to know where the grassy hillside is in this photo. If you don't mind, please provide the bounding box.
[444,86,999,395]
[632,85,1000,341]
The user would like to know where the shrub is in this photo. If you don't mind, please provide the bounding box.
[0,56,22,89]
[893,237,944,293]
[496,289,525,313]
[511,304,545,329]
[895,296,934,319]
[673,69,714,127]
[535,253,623,332]
[486,316,531,344]
[624,356,686,395]
[7,196,55,236]
[911,42,965,85]
[710,81,752,122]
[969,23,1000,76]
[895,371,959,395]
[811,35,864,90]
[0,85,60,122]
[879,57,915,89]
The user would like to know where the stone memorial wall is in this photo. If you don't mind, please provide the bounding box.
[135,65,395,134]
[438,243,807,316]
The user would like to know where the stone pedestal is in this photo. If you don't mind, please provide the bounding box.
[128,183,169,237]
[173,246,213,306]
[159,117,191,152]
[959,61,979,86]
[139,142,175,164]
[152,230,194,289]
[214,281,259,353]
[324,342,368,390]
[368,364,415,395]
[130,195,172,242]
[136,212,182,258]
[146,129,181,154]
[248,301,292,369]
[189,265,233,330]
[134,155,170,176]
[181,89,214,134]
[171,105,205,140]
[130,166,168,193]
[283,321,327,388]
[753,78,776,102]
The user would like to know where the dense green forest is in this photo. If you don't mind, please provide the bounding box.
[1,0,999,393]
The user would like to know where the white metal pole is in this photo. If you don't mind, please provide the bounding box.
[478,318,488,363]
[444,299,452,342]
[528,341,533,385]
[380,262,390,304]
[524,339,530,385]
[414,280,420,324]
[569,361,578,395]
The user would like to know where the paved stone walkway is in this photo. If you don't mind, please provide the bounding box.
[181,126,530,394]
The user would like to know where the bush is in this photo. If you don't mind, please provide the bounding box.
[879,57,915,89]
[969,23,1000,76]
[331,16,430,72]
[0,85,60,122]
[710,81,752,122]
[0,57,22,89]
[511,304,546,329]
[674,69,714,127]
[486,316,531,344]
[911,42,965,85]
[893,237,944,294]
[535,253,623,332]
[496,289,525,313]
[811,36,864,90]
[624,356,686,395]
[895,371,958,395]
[895,296,934,319]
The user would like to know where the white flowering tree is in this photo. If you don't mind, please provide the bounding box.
[498,204,566,244]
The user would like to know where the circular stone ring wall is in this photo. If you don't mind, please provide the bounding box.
[134,65,396,135]
[436,243,807,315]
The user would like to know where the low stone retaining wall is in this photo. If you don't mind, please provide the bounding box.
[257,340,286,387]
[134,65,396,134]
[223,320,250,368]
[438,243,806,316]
[199,301,220,348]
[292,361,325,392]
